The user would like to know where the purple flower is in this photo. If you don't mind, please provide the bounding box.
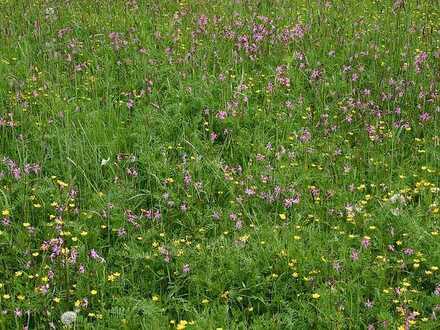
[127,98,135,110]
[351,249,359,261]
[14,308,22,317]
[361,238,370,249]
[310,68,323,81]
[299,129,311,143]
[292,24,305,38]
[89,249,105,262]
[12,167,21,180]
[415,51,428,73]
[154,210,161,220]
[284,195,300,208]
[419,112,431,122]
[216,111,228,120]
[198,15,208,31]
[126,167,138,177]
[364,299,374,309]
[245,188,255,196]
[182,264,190,273]
[210,132,218,142]
[108,32,127,50]
[69,248,78,264]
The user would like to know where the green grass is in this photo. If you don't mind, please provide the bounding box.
[0,0,439,329]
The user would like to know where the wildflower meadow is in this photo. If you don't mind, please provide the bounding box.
[0,0,439,329]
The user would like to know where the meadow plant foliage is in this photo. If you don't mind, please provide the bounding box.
[0,0,439,329]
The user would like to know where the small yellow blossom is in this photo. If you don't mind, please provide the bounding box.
[176,320,188,330]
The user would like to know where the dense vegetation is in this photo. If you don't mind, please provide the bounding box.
[0,0,439,329]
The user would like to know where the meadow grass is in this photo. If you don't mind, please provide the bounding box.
[0,0,439,329]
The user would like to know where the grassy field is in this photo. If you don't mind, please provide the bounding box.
[0,0,439,329]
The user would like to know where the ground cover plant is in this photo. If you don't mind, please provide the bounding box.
[0,0,439,329]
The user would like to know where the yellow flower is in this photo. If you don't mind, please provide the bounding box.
[152,295,159,302]
[312,293,320,299]
[176,320,188,330]
[2,209,10,217]
[279,213,287,220]
[91,289,97,295]
[56,180,69,188]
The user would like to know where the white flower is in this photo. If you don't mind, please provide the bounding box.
[101,158,110,166]
[61,311,77,326]
[389,193,406,205]
[391,208,401,216]
[45,7,55,16]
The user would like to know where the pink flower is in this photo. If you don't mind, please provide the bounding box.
[299,129,311,143]
[284,195,300,208]
[210,132,218,142]
[415,51,428,73]
[216,111,228,120]
[419,112,431,122]
[89,249,105,262]
[182,264,190,273]
[351,249,359,261]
